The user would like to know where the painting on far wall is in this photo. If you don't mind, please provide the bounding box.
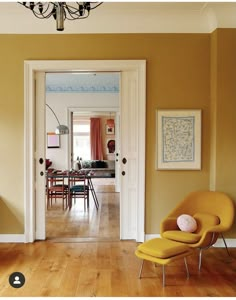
[47,132,60,148]
[107,139,115,154]
[106,124,115,135]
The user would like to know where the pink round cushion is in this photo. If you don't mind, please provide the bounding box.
[177,214,197,233]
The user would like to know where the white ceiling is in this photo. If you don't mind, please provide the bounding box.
[1,2,236,34]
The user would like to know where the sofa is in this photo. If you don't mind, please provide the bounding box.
[74,159,115,177]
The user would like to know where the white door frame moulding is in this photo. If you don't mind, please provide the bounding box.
[24,60,146,243]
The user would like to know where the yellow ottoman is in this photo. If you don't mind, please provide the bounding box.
[135,238,192,286]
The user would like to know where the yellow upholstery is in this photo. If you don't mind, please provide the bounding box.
[161,191,235,249]
[135,238,192,286]
[135,245,192,265]
[162,231,202,244]
[137,238,190,259]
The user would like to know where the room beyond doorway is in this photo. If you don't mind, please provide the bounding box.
[46,179,120,242]
[45,72,120,241]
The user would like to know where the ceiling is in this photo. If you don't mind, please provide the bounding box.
[1,2,236,34]
[46,72,120,94]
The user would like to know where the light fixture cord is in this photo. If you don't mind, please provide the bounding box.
[46,103,61,126]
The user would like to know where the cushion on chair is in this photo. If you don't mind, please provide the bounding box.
[193,213,220,234]
[162,230,202,244]
[138,238,190,259]
[177,214,197,232]
[70,185,89,192]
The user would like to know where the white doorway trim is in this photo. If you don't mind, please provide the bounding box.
[67,106,119,169]
[24,60,146,243]
[67,106,121,193]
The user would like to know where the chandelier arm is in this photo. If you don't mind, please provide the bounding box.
[64,4,88,18]
[19,2,55,19]
[37,3,55,18]
[90,2,103,10]
[32,10,54,19]
[65,13,89,20]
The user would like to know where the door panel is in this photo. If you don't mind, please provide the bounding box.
[120,70,139,239]
[35,72,46,240]
[115,112,120,193]
[70,111,74,169]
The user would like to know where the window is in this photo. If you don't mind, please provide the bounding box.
[73,119,90,161]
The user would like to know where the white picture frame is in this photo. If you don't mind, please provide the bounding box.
[47,132,60,148]
[156,109,202,170]
[106,124,115,135]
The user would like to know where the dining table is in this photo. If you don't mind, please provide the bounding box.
[46,169,99,209]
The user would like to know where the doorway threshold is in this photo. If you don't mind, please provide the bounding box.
[46,237,120,243]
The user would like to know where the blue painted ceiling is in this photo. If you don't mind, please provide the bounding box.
[46,72,120,93]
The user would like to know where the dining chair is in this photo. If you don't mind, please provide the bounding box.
[68,173,89,210]
[47,174,68,210]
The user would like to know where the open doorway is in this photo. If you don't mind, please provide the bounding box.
[45,72,121,241]
[24,59,146,243]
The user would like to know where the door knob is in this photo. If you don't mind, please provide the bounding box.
[39,158,44,164]
[122,171,126,176]
[122,158,127,164]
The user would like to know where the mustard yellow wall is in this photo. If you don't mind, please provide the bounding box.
[212,29,236,235]
[0,32,235,237]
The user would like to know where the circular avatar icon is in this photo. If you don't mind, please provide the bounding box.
[9,272,25,288]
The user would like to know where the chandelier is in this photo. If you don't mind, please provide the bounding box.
[18,2,103,31]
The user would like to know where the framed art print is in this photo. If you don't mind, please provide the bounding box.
[47,132,60,148]
[156,109,201,170]
[106,124,115,135]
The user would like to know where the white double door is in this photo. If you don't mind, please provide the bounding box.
[25,60,146,243]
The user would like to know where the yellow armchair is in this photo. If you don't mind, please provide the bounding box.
[160,191,235,270]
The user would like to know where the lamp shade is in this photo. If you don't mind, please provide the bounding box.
[46,104,69,135]
[55,125,69,135]
[107,119,115,127]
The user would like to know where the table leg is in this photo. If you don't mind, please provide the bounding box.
[88,177,99,209]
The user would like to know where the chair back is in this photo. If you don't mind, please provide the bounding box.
[69,172,87,187]
[167,191,235,232]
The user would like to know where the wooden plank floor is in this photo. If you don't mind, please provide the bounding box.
[0,181,236,296]
[46,178,120,241]
[0,242,236,296]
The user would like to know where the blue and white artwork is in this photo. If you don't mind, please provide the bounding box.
[157,110,201,170]
[162,116,195,163]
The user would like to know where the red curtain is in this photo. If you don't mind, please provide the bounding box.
[90,118,103,160]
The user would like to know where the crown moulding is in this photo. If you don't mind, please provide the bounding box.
[0,2,236,34]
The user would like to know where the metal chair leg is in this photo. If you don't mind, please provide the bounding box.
[162,265,165,287]
[221,233,230,256]
[184,257,190,279]
[198,248,203,272]
[138,260,144,279]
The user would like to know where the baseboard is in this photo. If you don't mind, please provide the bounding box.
[213,238,236,248]
[0,234,25,243]
[145,234,236,248]
[145,234,161,241]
